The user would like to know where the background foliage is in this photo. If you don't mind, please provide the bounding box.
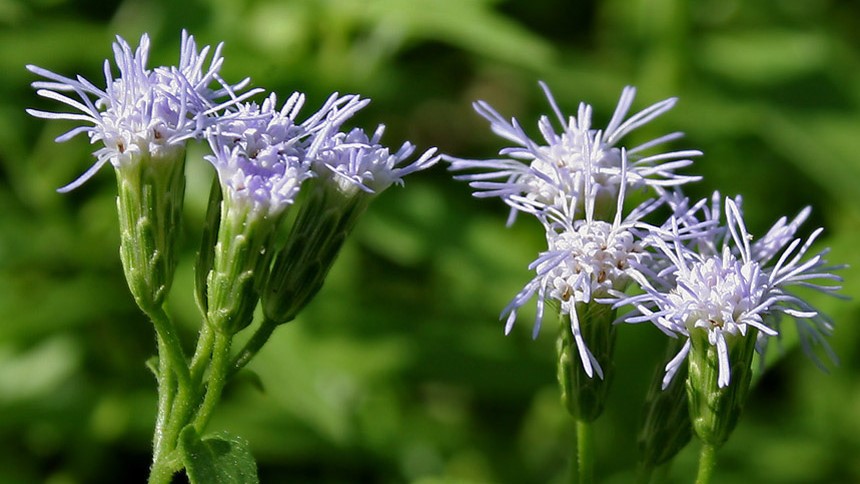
[1,0,859,482]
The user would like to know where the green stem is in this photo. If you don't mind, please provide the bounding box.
[229,318,279,376]
[147,305,190,484]
[576,419,594,484]
[146,305,190,388]
[148,355,206,483]
[145,306,199,484]
[190,323,215,385]
[148,457,176,484]
[568,421,579,484]
[150,337,175,483]
[193,331,233,432]
[695,443,718,484]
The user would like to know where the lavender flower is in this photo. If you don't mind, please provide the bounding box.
[618,195,842,388]
[27,30,257,191]
[503,150,662,378]
[201,91,367,333]
[313,125,439,197]
[447,82,701,223]
[205,91,368,216]
[27,31,259,309]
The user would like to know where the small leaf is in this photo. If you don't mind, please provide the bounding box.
[233,368,266,394]
[180,426,259,484]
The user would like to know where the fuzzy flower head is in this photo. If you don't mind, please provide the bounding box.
[313,125,439,198]
[503,151,663,378]
[620,196,842,388]
[205,92,368,216]
[26,31,257,191]
[448,82,701,223]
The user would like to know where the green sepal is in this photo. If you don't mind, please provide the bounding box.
[116,148,186,311]
[195,178,223,315]
[687,328,758,448]
[145,355,159,378]
[637,337,693,469]
[556,301,618,422]
[262,179,372,325]
[180,426,259,484]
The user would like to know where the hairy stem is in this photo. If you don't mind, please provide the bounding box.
[695,443,718,484]
[229,318,279,376]
[576,419,594,484]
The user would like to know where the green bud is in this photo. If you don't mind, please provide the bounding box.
[205,189,281,335]
[556,301,617,422]
[637,338,693,469]
[116,147,186,311]
[262,178,372,325]
[686,328,758,448]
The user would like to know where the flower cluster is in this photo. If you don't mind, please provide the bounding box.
[27,31,257,191]
[619,194,841,388]
[205,91,368,217]
[24,26,443,350]
[449,82,841,388]
[448,82,701,223]
[501,153,666,378]
[27,31,440,481]
[26,29,845,480]
[27,31,439,331]
[448,84,706,378]
[447,82,843,455]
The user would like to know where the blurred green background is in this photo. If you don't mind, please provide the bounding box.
[2,0,860,482]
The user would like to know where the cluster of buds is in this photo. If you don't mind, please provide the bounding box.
[448,82,842,465]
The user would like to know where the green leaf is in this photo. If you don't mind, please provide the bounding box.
[364,0,555,71]
[233,368,266,394]
[180,426,259,484]
[699,29,830,85]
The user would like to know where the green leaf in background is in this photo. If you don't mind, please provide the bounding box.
[363,0,556,70]
[699,30,831,85]
[181,426,259,484]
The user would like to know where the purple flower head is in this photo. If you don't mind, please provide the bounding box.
[502,150,664,378]
[26,31,259,191]
[447,82,701,223]
[206,91,369,216]
[313,125,439,197]
[616,195,842,388]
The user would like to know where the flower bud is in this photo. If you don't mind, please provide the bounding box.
[204,190,283,334]
[116,147,186,310]
[201,93,318,334]
[686,327,757,448]
[262,179,372,325]
[637,338,692,469]
[556,302,617,422]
